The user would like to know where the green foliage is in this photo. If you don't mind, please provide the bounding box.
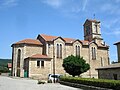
[60,76,120,90]
[0,67,10,73]
[62,55,90,77]
[0,59,12,66]
[0,59,12,73]
[38,80,45,84]
[47,80,52,83]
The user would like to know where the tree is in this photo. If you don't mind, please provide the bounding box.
[62,55,90,77]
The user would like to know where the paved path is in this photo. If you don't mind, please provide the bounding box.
[0,76,82,90]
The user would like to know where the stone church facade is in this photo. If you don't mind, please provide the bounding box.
[11,19,109,80]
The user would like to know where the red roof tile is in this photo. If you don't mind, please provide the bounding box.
[40,34,57,41]
[39,34,108,48]
[40,34,91,44]
[64,38,76,43]
[80,40,89,45]
[13,39,42,46]
[40,34,76,43]
[7,63,12,68]
[29,54,52,59]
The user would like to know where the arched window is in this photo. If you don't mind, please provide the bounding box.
[57,44,62,58]
[92,47,96,60]
[78,46,80,56]
[57,44,59,58]
[94,47,96,59]
[76,46,80,56]
[17,49,21,68]
[60,44,62,58]
[92,47,94,59]
[76,46,77,56]
[48,43,51,54]
[95,25,98,33]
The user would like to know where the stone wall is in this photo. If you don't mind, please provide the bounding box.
[12,45,24,77]
[29,58,51,80]
[12,44,43,77]
[53,38,66,75]
[98,68,120,80]
[45,38,109,78]
[25,45,42,58]
[12,36,109,79]
[117,44,120,62]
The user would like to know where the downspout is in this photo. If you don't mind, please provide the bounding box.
[88,43,91,78]
[53,41,55,83]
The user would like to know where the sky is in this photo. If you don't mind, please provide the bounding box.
[0,0,120,62]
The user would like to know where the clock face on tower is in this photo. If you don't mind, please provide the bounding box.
[86,26,90,35]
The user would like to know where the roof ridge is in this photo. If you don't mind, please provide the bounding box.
[40,34,90,43]
[40,34,58,37]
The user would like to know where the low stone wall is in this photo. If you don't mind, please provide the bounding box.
[0,73,10,76]
[59,81,113,90]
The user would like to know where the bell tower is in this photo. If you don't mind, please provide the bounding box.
[83,19,103,42]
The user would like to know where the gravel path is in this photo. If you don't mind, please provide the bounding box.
[0,76,81,90]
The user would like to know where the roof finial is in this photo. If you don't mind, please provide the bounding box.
[93,13,96,19]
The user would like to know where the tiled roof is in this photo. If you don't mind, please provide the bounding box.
[80,40,89,45]
[64,38,76,43]
[28,54,52,59]
[39,34,108,48]
[40,34,89,44]
[96,63,120,70]
[40,34,57,41]
[87,19,100,22]
[7,63,12,68]
[13,39,42,46]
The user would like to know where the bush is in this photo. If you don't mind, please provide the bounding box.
[63,55,90,77]
[60,76,120,90]
[0,66,10,73]
[47,80,52,83]
[38,80,45,84]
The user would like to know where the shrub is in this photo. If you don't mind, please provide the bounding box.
[47,80,52,83]
[60,76,120,90]
[62,55,90,77]
[38,80,45,84]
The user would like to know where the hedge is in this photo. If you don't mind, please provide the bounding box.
[60,76,120,90]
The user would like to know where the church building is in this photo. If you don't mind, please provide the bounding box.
[11,19,109,80]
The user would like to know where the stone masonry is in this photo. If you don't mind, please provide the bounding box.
[11,19,109,79]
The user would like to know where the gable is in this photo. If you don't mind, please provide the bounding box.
[73,40,82,46]
[89,42,98,48]
[54,37,65,44]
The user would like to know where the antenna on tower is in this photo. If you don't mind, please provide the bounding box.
[93,14,96,19]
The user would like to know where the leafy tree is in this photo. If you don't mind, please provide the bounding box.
[62,55,90,77]
[0,59,11,73]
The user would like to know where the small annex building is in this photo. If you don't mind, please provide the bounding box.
[96,63,120,80]
[96,42,120,80]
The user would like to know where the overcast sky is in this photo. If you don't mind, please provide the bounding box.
[0,0,120,62]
